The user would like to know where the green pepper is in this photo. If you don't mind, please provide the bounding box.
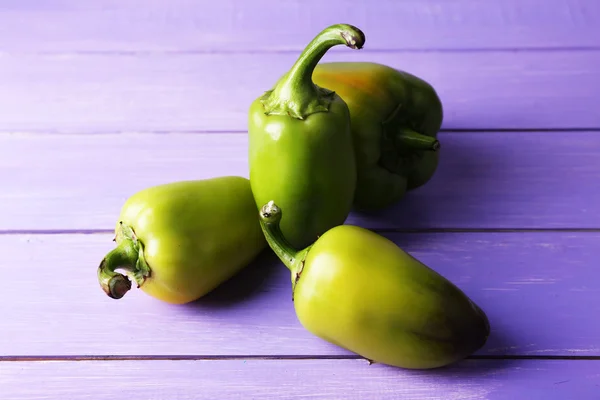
[258,201,490,369]
[248,24,365,250]
[96,176,267,304]
[312,62,443,211]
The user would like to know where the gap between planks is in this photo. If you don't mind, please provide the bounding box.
[5,46,600,56]
[2,355,600,362]
[1,128,599,135]
[1,228,600,235]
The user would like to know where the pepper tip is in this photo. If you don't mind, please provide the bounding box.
[106,274,132,299]
[260,201,282,223]
[340,25,365,50]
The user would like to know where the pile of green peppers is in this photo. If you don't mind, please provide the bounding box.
[96,23,489,370]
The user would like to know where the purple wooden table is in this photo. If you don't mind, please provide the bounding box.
[2,1,600,398]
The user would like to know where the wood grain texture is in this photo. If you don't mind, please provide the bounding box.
[1,51,599,132]
[0,0,598,52]
[2,1,597,397]
[1,132,598,231]
[1,359,599,400]
[2,231,599,357]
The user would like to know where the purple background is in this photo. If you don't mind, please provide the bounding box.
[1,0,599,398]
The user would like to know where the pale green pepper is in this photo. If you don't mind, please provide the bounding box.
[97,176,267,304]
[259,200,490,369]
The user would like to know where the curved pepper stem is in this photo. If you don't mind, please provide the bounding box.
[259,201,310,289]
[260,24,365,119]
[97,222,151,299]
[395,129,440,152]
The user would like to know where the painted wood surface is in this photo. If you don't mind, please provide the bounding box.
[2,231,598,357]
[1,51,599,132]
[1,131,598,232]
[1,359,599,400]
[2,1,599,397]
[1,0,599,52]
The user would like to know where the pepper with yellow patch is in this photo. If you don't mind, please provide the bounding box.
[313,62,443,211]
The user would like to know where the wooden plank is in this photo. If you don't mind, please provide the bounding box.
[0,0,598,52]
[1,359,599,399]
[1,132,598,231]
[0,51,599,132]
[1,231,599,357]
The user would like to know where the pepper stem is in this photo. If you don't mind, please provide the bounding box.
[259,201,310,288]
[395,129,440,152]
[260,24,365,119]
[97,222,151,299]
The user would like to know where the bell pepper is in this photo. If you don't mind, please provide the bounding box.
[312,62,444,211]
[96,176,267,304]
[248,24,365,250]
[258,200,490,369]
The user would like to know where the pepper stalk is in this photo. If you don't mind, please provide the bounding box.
[97,222,151,299]
[382,103,441,152]
[260,24,365,120]
[258,201,311,292]
[396,129,440,151]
